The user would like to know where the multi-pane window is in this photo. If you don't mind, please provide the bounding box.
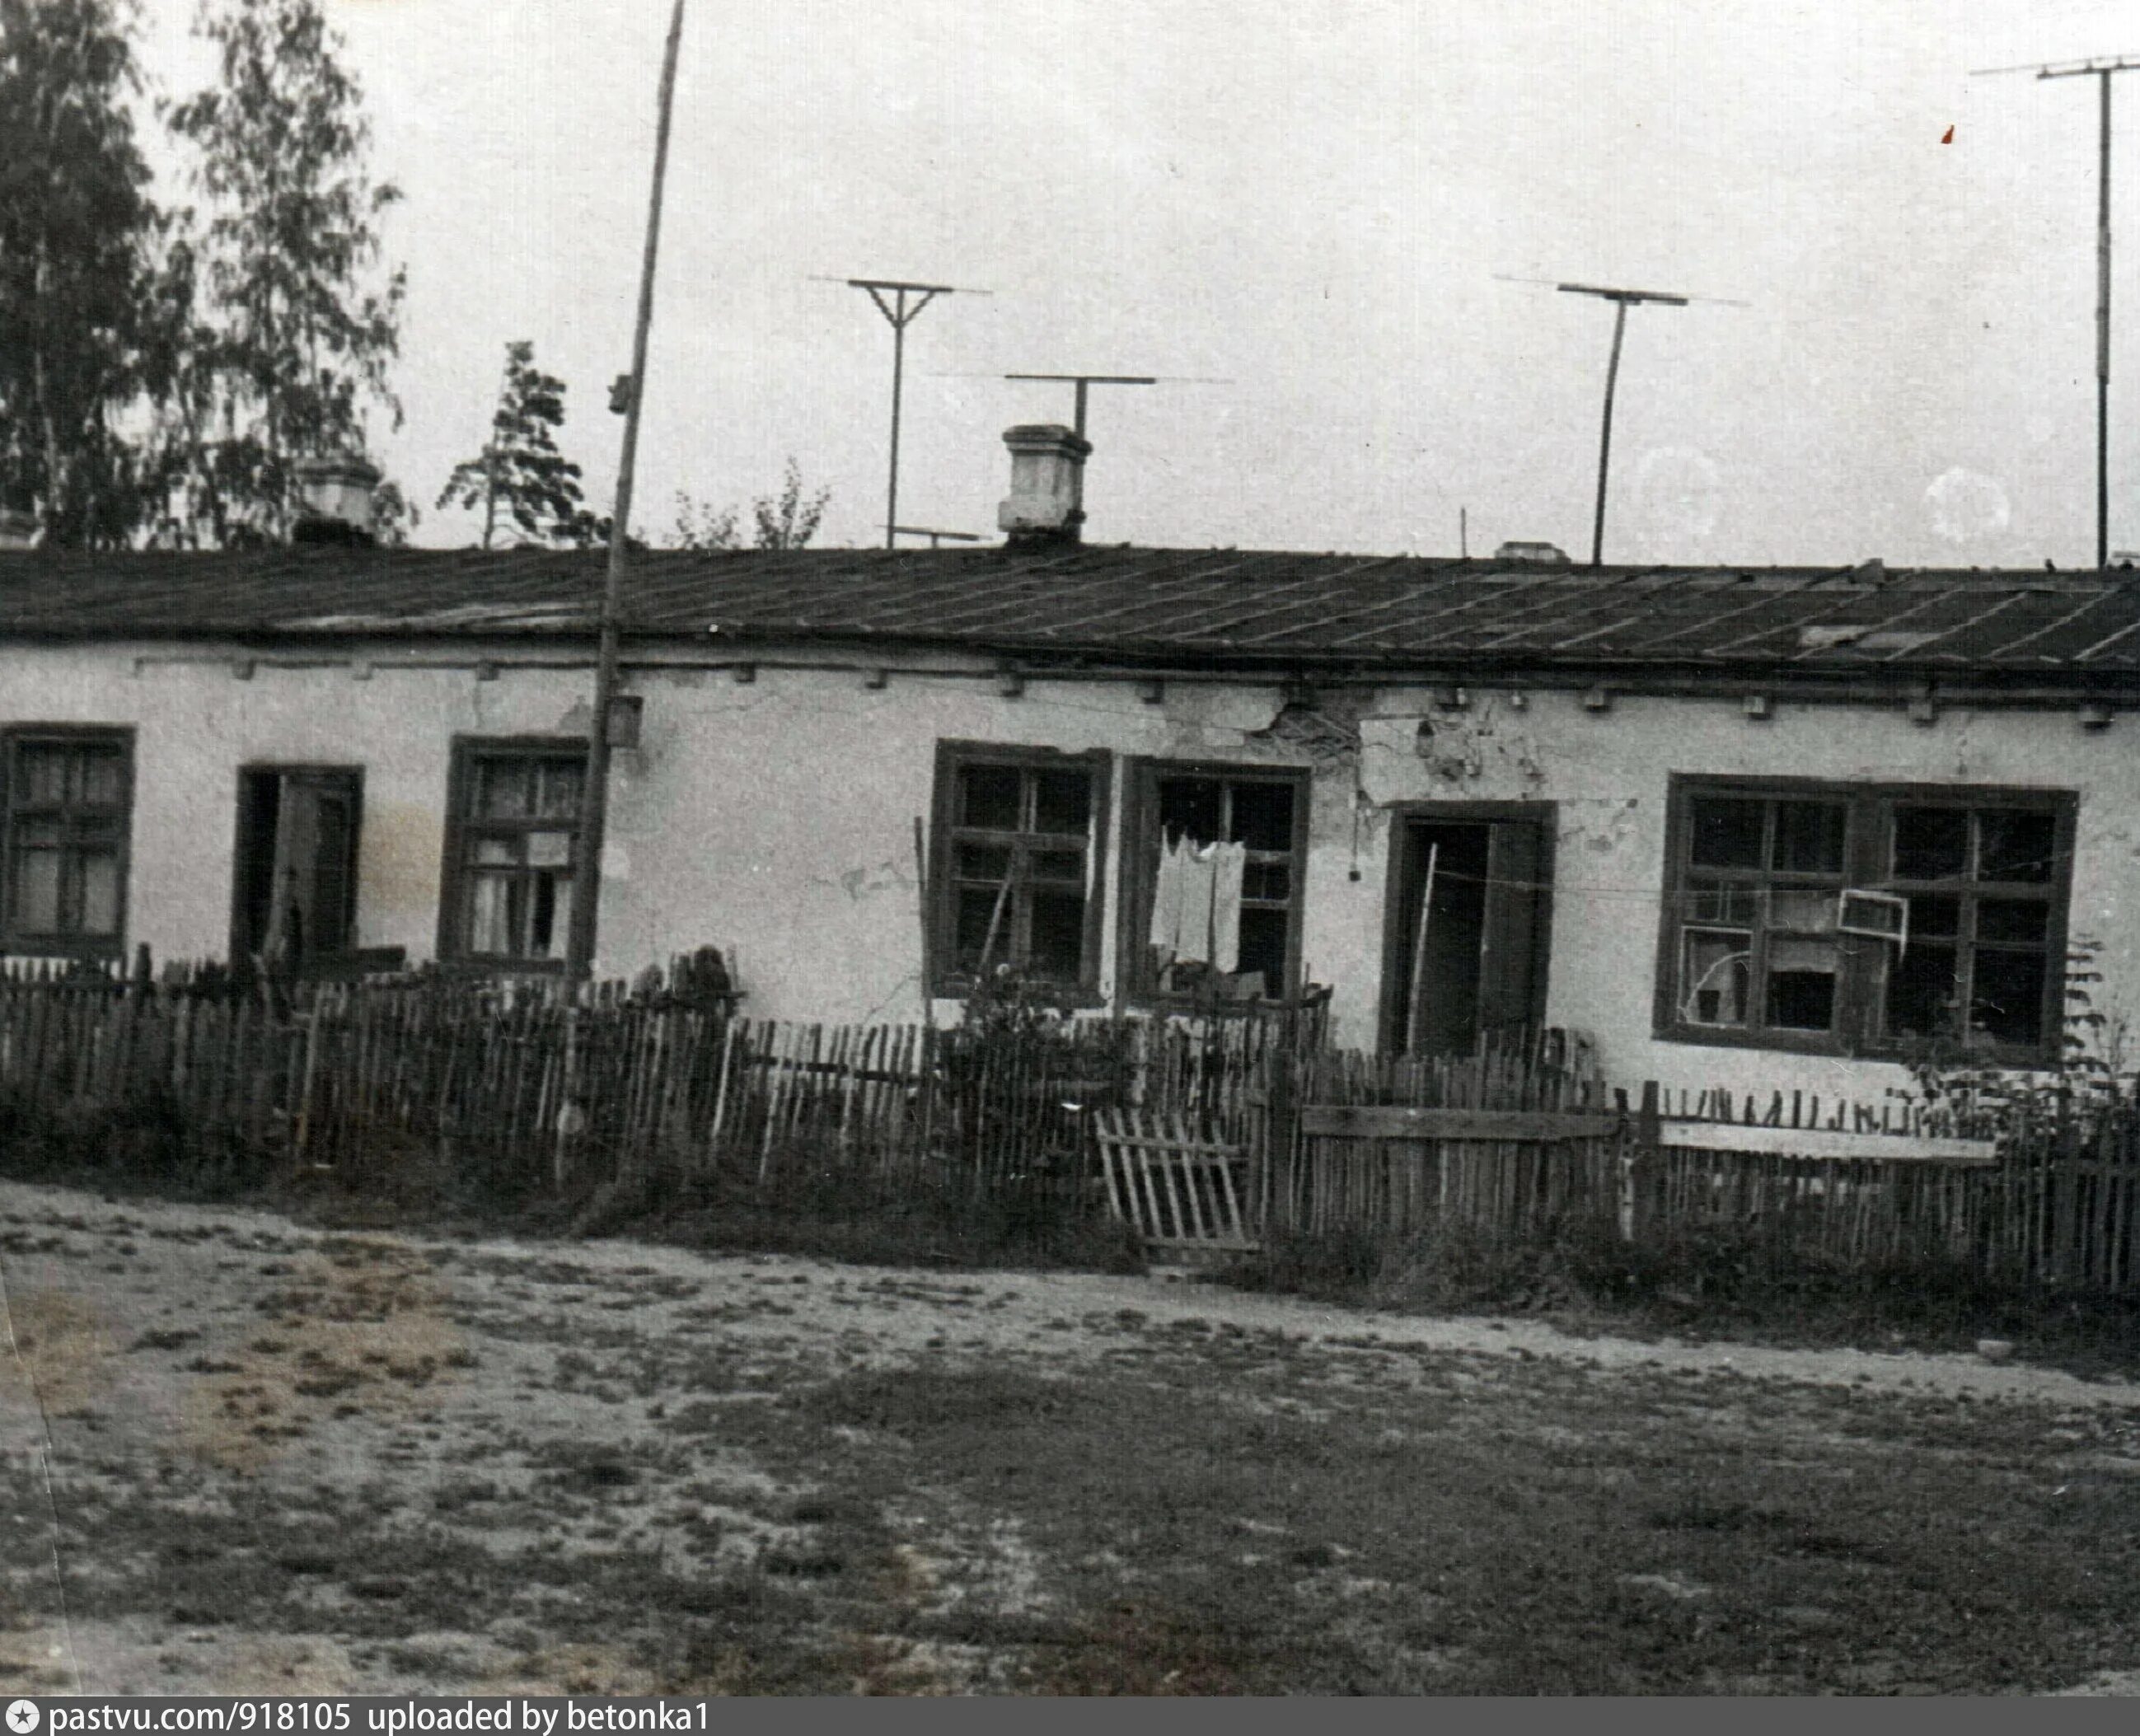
[443,741,583,965]
[1882,802,2062,1050]
[2,731,132,957]
[1131,763,1308,1002]
[932,746,1106,992]
[1671,790,1850,1036]
[1659,777,2072,1060]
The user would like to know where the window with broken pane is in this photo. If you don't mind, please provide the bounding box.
[1669,791,1847,1036]
[445,742,584,965]
[1662,779,2072,1061]
[934,747,1104,992]
[2,732,132,956]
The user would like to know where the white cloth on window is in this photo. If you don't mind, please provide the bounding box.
[1150,837,1245,973]
[1148,835,1190,963]
[1207,840,1244,975]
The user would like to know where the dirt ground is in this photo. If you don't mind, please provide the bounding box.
[2,1177,2137,1696]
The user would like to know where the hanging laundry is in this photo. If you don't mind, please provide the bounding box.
[1208,840,1245,975]
[1148,835,1190,965]
[1170,841,1220,964]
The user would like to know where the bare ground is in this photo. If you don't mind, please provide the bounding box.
[2,1177,2137,1696]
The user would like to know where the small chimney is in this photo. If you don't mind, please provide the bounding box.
[293,452,382,546]
[0,508,39,551]
[998,423,1090,545]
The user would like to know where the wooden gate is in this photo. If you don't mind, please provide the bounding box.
[1093,1108,1258,1256]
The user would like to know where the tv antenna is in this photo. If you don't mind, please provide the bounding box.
[816,276,990,549]
[1973,55,2140,568]
[1498,275,1747,567]
[892,525,982,548]
[1002,372,1158,440]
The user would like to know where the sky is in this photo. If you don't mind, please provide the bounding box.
[132,1,2140,566]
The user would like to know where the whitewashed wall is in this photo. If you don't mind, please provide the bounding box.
[3,639,2130,1102]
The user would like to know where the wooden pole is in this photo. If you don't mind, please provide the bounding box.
[1404,840,1439,1054]
[565,0,687,982]
[1590,298,1629,569]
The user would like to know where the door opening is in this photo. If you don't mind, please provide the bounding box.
[233,767,361,973]
[1386,812,1552,1054]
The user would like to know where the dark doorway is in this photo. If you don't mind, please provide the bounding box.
[232,767,362,972]
[1384,810,1553,1054]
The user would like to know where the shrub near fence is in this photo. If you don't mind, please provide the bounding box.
[5,961,2138,1294]
[0,965,1153,1235]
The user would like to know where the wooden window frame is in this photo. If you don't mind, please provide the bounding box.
[1117,757,1312,1008]
[437,735,588,974]
[928,741,1111,1004]
[0,724,135,962]
[1376,800,1557,1053]
[1654,774,2076,1065]
[227,763,366,972]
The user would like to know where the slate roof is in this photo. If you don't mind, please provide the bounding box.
[6,544,2140,678]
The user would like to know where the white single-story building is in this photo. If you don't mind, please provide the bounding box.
[3,432,2136,1106]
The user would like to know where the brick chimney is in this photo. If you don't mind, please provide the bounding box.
[293,452,382,546]
[997,423,1090,545]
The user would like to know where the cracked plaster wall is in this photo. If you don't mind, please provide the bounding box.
[8,645,2138,1096]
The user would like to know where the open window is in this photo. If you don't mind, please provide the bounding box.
[1383,807,1554,1053]
[232,767,362,974]
[1123,761,1309,1006]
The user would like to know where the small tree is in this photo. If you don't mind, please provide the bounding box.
[671,459,829,552]
[671,491,738,550]
[752,456,829,550]
[437,340,590,548]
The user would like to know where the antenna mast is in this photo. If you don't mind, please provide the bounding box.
[1975,55,2140,567]
[1003,372,1159,440]
[823,277,987,549]
[1553,283,1689,568]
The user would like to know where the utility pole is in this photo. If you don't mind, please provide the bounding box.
[1976,55,2140,568]
[822,278,986,549]
[1497,275,1744,567]
[564,0,686,984]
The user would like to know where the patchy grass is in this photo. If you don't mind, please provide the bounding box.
[1234,1216,2140,1381]
[699,1361,2140,1695]
[3,1182,2138,1696]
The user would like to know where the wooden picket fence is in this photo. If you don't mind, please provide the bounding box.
[2,961,2137,1289]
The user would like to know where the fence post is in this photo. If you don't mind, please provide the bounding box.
[1262,1050,1297,1236]
[1618,1081,1659,1242]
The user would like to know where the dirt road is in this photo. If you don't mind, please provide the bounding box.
[3,1179,2136,1695]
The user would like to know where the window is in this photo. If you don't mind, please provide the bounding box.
[2,728,133,958]
[1657,777,2073,1060]
[930,743,1107,995]
[232,767,363,972]
[1125,760,1309,1004]
[1883,802,2063,1051]
[439,738,584,966]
